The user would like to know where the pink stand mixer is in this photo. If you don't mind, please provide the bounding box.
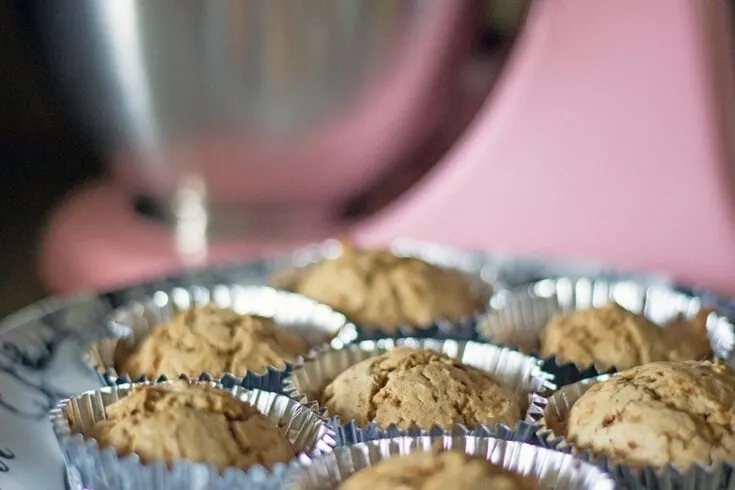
[36,0,735,295]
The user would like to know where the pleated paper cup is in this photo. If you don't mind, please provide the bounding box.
[480,277,735,385]
[88,284,358,390]
[269,239,495,341]
[284,338,554,445]
[50,379,336,490]
[537,374,735,490]
[284,435,615,490]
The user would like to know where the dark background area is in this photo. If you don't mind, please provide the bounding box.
[0,2,102,317]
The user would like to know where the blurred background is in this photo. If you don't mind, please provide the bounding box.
[2,1,735,317]
[0,2,101,316]
[0,1,523,316]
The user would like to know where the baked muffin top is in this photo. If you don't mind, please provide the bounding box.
[321,347,522,430]
[337,450,538,490]
[84,381,294,471]
[119,304,310,378]
[566,360,735,469]
[540,302,711,370]
[291,247,481,332]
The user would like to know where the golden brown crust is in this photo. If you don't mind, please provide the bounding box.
[292,247,480,332]
[540,302,711,370]
[337,450,538,490]
[321,348,522,430]
[84,381,294,471]
[566,360,735,469]
[118,304,309,378]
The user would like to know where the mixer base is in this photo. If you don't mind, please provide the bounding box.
[38,180,314,293]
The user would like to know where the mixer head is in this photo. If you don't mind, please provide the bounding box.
[34,0,530,248]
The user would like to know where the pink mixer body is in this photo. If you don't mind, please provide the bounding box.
[40,0,735,294]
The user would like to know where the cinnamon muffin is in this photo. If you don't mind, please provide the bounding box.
[565,360,735,469]
[321,347,522,429]
[84,381,294,471]
[289,247,482,333]
[118,304,309,379]
[338,450,538,490]
[540,302,711,370]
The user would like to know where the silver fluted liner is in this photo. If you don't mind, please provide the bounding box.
[269,239,495,341]
[537,374,735,489]
[88,284,358,389]
[481,277,735,384]
[50,380,337,490]
[284,435,615,490]
[284,338,554,446]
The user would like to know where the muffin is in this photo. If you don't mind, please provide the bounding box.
[84,380,294,471]
[321,347,522,429]
[539,302,711,370]
[337,450,538,490]
[565,360,735,469]
[118,303,310,379]
[288,246,482,332]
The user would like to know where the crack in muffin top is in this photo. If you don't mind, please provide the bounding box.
[337,450,539,490]
[321,347,522,430]
[565,360,735,469]
[118,304,310,378]
[540,302,711,371]
[83,381,294,471]
[292,247,481,332]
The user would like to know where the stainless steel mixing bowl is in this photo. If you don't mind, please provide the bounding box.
[35,0,529,246]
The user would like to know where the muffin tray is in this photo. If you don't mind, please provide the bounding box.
[269,239,494,341]
[284,337,554,446]
[481,276,735,385]
[1,238,734,490]
[536,371,735,490]
[287,435,615,489]
[88,284,357,389]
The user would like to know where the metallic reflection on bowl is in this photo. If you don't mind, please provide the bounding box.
[35,0,530,242]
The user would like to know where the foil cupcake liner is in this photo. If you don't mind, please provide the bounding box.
[480,276,735,385]
[268,238,495,341]
[284,337,554,446]
[88,284,358,389]
[536,374,735,489]
[284,435,615,489]
[50,379,337,490]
